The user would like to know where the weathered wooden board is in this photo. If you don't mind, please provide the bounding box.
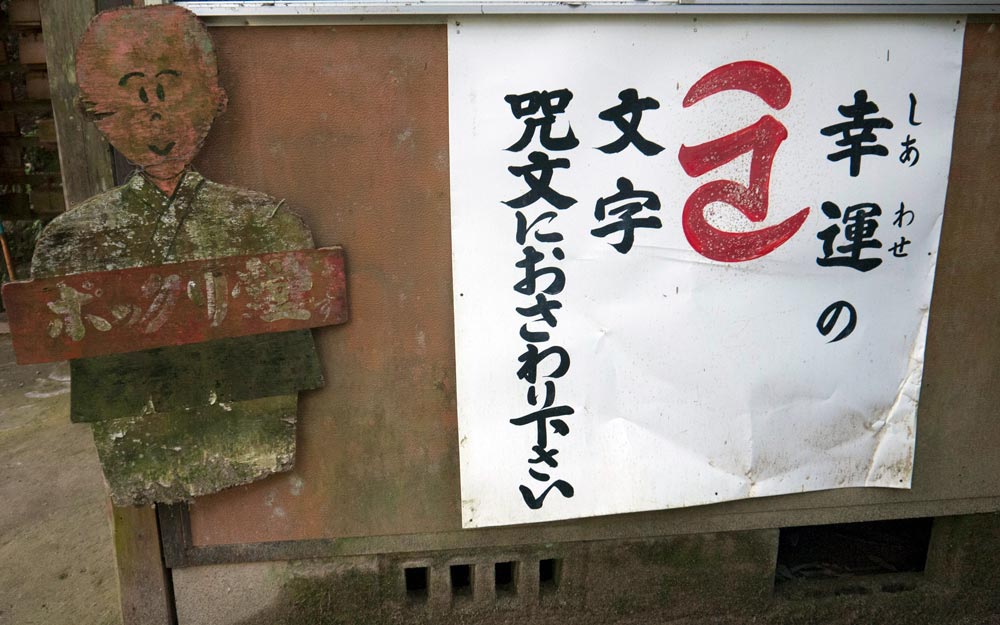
[92,394,298,506]
[38,0,115,211]
[70,330,322,423]
[113,506,173,625]
[2,246,347,364]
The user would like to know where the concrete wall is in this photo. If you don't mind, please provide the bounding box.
[172,513,1000,625]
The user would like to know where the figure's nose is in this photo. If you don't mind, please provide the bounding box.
[147,82,168,122]
[138,83,166,108]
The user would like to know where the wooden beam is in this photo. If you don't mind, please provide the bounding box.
[0,170,61,184]
[0,62,48,75]
[7,0,42,27]
[39,0,114,210]
[1,135,42,147]
[36,2,172,624]
[0,99,52,113]
[112,505,175,625]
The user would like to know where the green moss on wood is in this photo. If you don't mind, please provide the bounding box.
[71,330,321,423]
[91,394,297,506]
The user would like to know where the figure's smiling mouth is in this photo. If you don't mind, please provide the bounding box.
[148,142,176,156]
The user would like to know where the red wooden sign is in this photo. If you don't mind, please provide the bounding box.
[2,247,347,365]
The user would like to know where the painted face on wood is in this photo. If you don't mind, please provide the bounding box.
[76,6,227,183]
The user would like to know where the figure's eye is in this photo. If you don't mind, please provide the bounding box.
[156,83,165,102]
[139,87,149,103]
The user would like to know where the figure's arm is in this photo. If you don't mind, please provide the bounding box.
[202,183,316,256]
[31,216,80,280]
[30,191,125,279]
[266,204,315,252]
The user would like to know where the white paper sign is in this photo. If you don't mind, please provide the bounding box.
[449,16,965,528]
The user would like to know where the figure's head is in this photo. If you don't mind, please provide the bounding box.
[76,5,227,181]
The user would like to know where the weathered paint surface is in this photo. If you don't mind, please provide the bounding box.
[70,330,322,423]
[4,246,346,364]
[74,5,226,196]
[188,23,458,543]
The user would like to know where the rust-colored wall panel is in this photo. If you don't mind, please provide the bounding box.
[912,20,1000,497]
[190,25,458,543]
[188,22,1000,547]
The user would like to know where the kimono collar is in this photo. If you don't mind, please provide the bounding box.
[122,169,207,264]
[123,169,206,208]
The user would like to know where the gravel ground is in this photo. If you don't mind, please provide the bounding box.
[0,331,122,625]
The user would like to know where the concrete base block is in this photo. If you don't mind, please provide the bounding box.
[169,515,1000,625]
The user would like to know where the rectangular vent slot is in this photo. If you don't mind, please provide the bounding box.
[404,566,429,601]
[450,563,473,598]
[539,558,561,594]
[775,517,933,587]
[494,561,517,596]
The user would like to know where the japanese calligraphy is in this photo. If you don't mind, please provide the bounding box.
[46,282,111,341]
[817,300,858,343]
[591,177,662,254]
[504,87,577,511]
[505,89,579,152]
[815,88,927,340]
[3,248,347,364]
[821,90,893,177]
[597,88,664,156]
[237,256,313,322]
[505,152,577,210]
[678,61,810,262]
[890,202,916,258]
[449,16,964,528]
[816,201,883,272]
[900,92,922,166]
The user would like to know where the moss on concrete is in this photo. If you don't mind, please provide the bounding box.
[176,518,1000,625]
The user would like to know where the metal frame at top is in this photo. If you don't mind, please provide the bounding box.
[178,0,999,20]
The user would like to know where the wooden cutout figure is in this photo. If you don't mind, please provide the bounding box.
[23,5,340,505]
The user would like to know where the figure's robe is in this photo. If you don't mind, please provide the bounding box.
[32,170,322,505]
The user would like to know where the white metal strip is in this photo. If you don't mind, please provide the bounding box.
[179,1,999,20]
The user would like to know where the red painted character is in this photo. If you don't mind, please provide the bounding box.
[678,61,810,262]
